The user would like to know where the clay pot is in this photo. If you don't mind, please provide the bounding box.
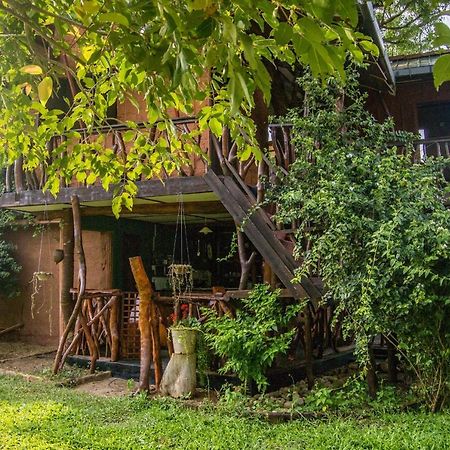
[53,249,64,264]
[170,328,198,354]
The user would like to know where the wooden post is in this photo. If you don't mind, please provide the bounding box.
[110,295,120,362]
[367,344,378,398]
[53,195,97,373]
[129,256,162,391]
[59,210,74,335]
[386,334,398,383]
[14,156,25,192]
[304,304,315,389]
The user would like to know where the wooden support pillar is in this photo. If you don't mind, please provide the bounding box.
[14,156,25,192]
[59,209,74,335]
[367,344,378,399]
[129,256,162,391]
[110,295,120,362]
[304,304,315,389]
[53,195,97,374]
[386,334,398,383]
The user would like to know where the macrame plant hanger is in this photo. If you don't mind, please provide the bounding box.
[169,193,193,322]
[30,201,54,333]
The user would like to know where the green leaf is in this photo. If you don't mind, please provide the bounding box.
[209,117,222,136]
[335,0,358,27]
[433,54,450,89]
[223,18,237,44]
[20,65,42,75]
[38,77,53,106]
[196,17,215,38]
[433,22,450,47]
[297,17,324,43]
[273,22,293,46]
[359,40,379,57]
[99,12,129,27]
[123,130,135,142]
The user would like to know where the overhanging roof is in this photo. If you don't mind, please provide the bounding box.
[358,1,396,94]
[390,51,450,80]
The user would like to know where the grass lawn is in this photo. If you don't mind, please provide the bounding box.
[0,376,449,450]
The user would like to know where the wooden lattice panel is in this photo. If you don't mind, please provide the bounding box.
[120,291,140,359]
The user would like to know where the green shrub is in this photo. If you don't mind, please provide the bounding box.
[0,208,21,298]
[203,284,300,392]
[269,69,450,411]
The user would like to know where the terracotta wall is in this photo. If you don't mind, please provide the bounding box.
[73,230,113,290]
[0,226,113,345]
[366,77,450,133]
[0,225,60,345]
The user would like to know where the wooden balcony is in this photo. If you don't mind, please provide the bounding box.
[1,119,449,203]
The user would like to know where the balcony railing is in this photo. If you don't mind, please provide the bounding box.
[3,120,450,195]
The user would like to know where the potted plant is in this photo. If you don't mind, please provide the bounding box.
[170,317,200,355]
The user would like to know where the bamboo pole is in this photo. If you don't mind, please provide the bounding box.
[129,256,162,391]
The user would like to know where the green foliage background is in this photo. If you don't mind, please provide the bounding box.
[0,208,21,298]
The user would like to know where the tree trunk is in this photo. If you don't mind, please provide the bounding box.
[59,210,74,335]
[129,256,162,391]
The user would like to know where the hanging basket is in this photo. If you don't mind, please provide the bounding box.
[32,271,53,282]
[170,327,198,354]
[168,264,192,276]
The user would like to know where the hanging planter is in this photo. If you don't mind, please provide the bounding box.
[168,264,193,300]
[29,271,54,319]
[32,271,53,282]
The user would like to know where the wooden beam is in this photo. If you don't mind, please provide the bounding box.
[80,201,227,216]
[0,177,212,209]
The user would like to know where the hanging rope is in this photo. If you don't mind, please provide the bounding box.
[169,193,193,315]
[172,192,191,266]
[30,200,53,326]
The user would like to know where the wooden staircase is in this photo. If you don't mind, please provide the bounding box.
[204,169,321,302]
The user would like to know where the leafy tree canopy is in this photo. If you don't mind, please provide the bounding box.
[0,0,378,215]
[375,0,450,55]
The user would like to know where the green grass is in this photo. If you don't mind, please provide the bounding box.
[0,376,449,450]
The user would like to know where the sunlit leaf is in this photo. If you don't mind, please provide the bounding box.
[37,77,53,106]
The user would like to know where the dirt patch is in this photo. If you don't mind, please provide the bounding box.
[74,377,132,397]
[0,340,55,361]
[0,353,54,378]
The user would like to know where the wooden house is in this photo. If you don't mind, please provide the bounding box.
[0,3,448,384]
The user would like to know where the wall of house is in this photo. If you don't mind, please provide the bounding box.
[366,77,450,133]
[0,224,114,345]
[73,230,113,290]
[0,225,60,345]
